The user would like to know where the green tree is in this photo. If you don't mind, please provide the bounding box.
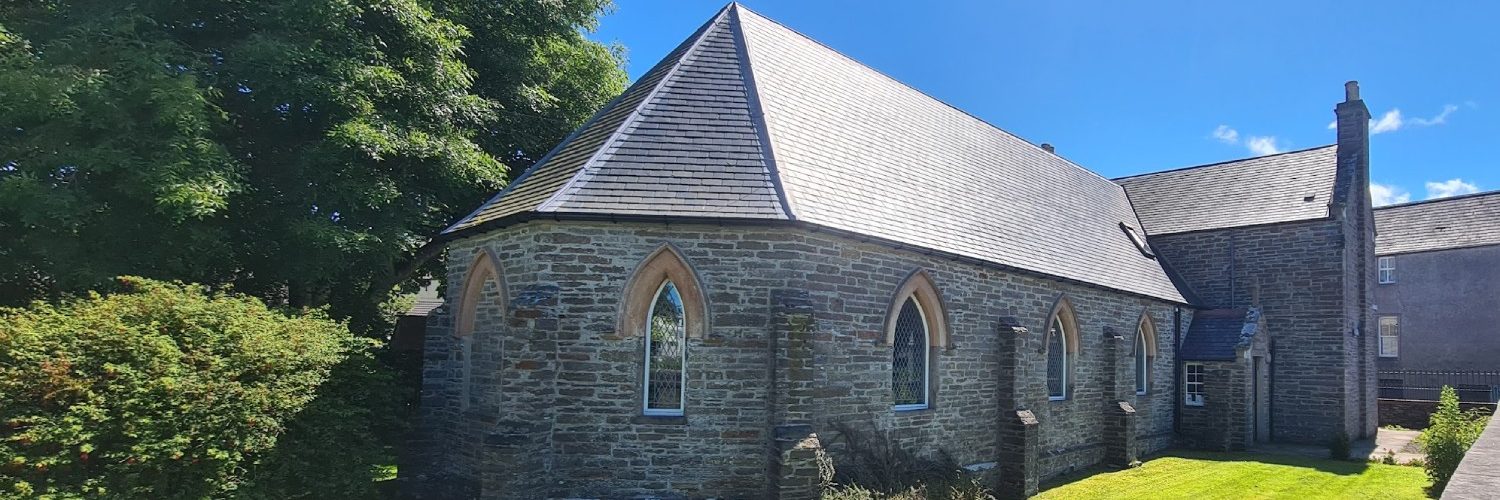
[0,0,626,328]
[0,277,359,498]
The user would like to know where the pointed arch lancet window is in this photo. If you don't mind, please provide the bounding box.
[892,298,930,410]
[1047,316,1068,400]
[1135,313,1157,395]
[1046,297,1079,401]
[643,281,686,415]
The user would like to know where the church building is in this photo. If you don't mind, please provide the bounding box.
[408,3,1377,498]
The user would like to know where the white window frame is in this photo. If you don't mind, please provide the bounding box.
[1379,316,1400,358]
[1048,316,1069,401]
[1135,327,1149,395]
[892,299,931,412]
[1184,362,1205,406]
[1378,256,1396,284]
[642,280,686,416]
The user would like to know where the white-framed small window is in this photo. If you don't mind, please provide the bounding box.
[1184,363,1205,406]
[1379,316,1400,358]
[643,280,686,416]
[1378,256,1395,284]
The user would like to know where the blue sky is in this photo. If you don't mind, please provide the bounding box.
[591,1,1496,206]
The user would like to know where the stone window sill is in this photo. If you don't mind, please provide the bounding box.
[631,415,688,426]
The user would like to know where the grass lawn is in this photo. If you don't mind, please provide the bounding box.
[1035,451,1432,499]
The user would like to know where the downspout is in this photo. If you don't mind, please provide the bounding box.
[1173,306,1183,433]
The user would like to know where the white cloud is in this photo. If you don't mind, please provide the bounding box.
[1369,183,1411,207]
[1411,104,1458,126]
[1336,105,1461,134]
[1245,136,1283,156]
[1425,178,1480,199]
[1370,109,1404,134]
[1212,125,1239,144]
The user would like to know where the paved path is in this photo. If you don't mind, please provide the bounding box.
[1251,428,1425,464]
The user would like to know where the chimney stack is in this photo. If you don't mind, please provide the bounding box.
[1040,143,1055,154]
[1333,80,1370,210]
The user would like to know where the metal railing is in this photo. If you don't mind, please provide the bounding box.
[1378,371,1500,403]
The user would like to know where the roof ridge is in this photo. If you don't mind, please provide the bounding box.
[728,4,794,220]
[1374,188,1500,211]
[730,4,1118,186]
[537,6,734,212]
[1113,143,1337,182]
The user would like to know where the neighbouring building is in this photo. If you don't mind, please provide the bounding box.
[406,4,1377,498]
[1372,192,1500,402]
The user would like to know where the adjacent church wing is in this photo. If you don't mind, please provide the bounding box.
[1114,145,1340,236]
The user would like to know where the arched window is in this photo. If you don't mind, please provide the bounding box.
[892,298,930,410]
[1135,312,1158,395]
[1046,297,1079,401]
[620,244,707,416]
[644,281,686,415]
[453,249,506,408]
[884,270,949,411]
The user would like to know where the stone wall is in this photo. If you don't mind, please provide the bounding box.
[1378,399,1498,430]
[1151,219,1354,443]
[413,220,1185,497]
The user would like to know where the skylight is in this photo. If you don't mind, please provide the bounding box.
[1121,223,1155,259]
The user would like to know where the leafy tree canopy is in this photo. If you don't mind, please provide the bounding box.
[0,0,627,327]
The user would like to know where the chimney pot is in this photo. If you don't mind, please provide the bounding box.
[1041,143,1055,154]
[1344,81,1360,101]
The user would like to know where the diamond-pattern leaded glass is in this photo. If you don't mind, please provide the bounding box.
[645,281,685,413]
[892,298,928,407]
[1047,317,1066,399]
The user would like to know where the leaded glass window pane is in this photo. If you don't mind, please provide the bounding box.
[1047,317,1066,399]
[892,298,928,408]
[1135,329,1148,394]
[644,281,685,414]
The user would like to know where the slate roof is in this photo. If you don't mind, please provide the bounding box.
[1180,308,1260,361]
[1115,145,1339,235]
[404,281,444,317]
[1374,191,1500,255]
[443,3,1185,304]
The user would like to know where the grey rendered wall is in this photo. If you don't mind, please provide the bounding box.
[1374,245,1500,372]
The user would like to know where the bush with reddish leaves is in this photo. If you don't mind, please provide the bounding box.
[0,277,355,498]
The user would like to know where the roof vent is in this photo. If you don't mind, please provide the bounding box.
[1303,194,1317,202]
[1040,143,1055,154]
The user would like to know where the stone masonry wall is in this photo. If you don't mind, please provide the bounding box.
[1151,219,1351,443]
[416,220,1185,497]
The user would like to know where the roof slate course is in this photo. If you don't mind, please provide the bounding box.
[1116,145,1339,235]
[1374,191,1500,255]
[444,3,1187,303]
[1180,308,1260,361]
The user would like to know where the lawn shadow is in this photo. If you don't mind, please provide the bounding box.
[1038,448,1373,494]
[1171,449,1372,475]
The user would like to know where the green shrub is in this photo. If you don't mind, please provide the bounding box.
[1327,431,1351,460]
[1422,386,1491,492]
[0,277,355,498]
